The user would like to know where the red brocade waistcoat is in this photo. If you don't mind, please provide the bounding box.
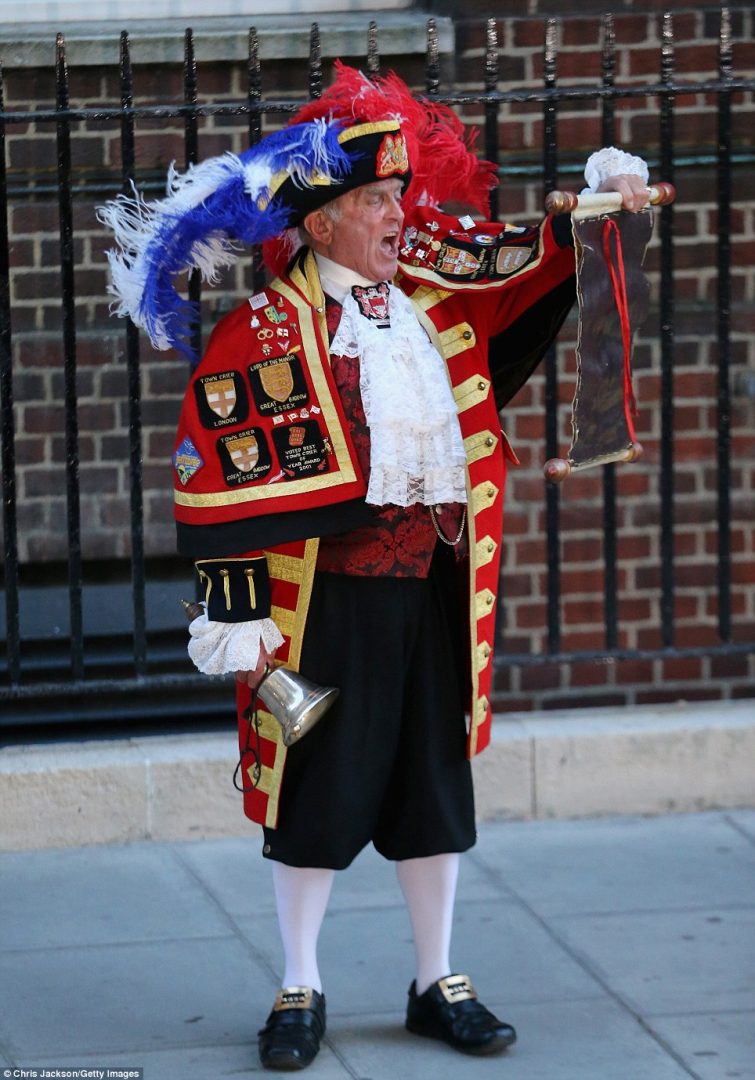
[172,205,576,828]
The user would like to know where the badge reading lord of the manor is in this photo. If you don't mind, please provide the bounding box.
[248,355,310,415]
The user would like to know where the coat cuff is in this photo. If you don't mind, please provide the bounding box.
[194,556,270,623]
[187,613,284,675]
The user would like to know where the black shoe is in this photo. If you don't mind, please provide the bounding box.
[258,986,326,1071]
[405,974,517,1055]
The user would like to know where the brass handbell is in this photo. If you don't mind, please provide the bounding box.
[181,599,338,746]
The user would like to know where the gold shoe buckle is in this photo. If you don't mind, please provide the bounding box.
[274,986,314,1011]
[438,974,477,1004]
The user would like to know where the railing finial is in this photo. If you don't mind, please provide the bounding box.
[308,23,323,100]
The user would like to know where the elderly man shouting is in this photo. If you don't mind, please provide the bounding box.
[100,63,649,1070]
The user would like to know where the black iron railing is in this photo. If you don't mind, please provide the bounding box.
[1,9,753,730]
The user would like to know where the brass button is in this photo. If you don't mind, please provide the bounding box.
[477,380,487,391]
[263,843,272,854]
[487,542,494,553]
[487,487,495,498]
[486,596,493,606]
[462,330,473,341]
[485,436,494,447]
[484,645,491,657]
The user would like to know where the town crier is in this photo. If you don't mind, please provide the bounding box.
[99,63,650,1070]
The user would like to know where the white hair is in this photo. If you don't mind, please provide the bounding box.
[298,196,344,244]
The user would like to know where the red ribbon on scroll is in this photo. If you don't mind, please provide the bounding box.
[542,183,675,483]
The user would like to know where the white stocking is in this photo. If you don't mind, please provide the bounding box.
[396,852,460,995]
[272,862,335,994]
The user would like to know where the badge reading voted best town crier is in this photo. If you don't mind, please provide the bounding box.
[271,420,328,477]
[217,427,272,486]
[173,435,204,486]
[248,354,309,415]
[194,370,249,429]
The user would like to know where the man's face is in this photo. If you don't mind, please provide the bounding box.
[314,178,405,282]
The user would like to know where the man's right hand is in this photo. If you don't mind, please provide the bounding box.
[235,642,277,689]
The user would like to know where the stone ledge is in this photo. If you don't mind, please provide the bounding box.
[473,699,755,822]
[0,13,453,68]
[1,699,753,850]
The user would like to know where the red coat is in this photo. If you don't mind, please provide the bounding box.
[172,206,575,827]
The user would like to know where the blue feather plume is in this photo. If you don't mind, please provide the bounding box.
[98,119,352,363]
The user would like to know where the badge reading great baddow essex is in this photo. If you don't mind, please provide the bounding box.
[217,427,272,485]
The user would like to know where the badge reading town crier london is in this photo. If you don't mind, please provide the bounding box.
[194,370,249,429]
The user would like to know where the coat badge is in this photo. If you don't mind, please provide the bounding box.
[203,376,237,419]
[173,435,204,486]
[376,132,410,178]
[218,427,272,485]
[194,370,248,430]
[248,354,309,415]
[271,419,328,477]
[438,246,482,276]
[351,282,390,329]
[260,360,295,403]
[495,245,534,275]
[226,433,259,473]
[264,304,288,325]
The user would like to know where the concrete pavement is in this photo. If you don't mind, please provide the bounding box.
[1,810,754,1080]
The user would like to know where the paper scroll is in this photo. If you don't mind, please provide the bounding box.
[543,183,675,483]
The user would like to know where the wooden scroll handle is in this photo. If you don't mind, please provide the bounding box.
[545,183,676,215]
[543,442,644,484]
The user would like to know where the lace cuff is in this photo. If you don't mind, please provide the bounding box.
[187,608,284,675]
[583,146,649,192]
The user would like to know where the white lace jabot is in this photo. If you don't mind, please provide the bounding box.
[316,253,467,508]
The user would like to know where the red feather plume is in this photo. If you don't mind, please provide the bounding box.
[263,62,498,276]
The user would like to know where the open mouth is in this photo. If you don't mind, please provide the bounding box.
[381,231,399,258]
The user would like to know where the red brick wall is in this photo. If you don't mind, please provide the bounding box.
[2,7,754,705]
[446,8,755,706]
